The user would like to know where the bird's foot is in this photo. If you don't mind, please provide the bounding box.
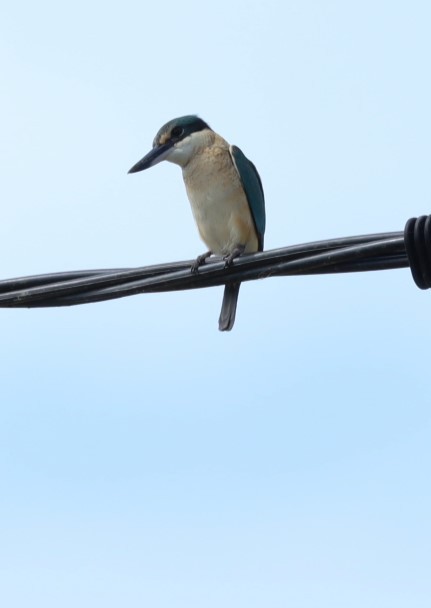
[223,245,245,268]
[191,250,212,274]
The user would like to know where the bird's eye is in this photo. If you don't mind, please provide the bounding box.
[171,126,184,138]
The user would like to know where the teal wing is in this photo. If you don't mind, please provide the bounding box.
[230,145,266,251]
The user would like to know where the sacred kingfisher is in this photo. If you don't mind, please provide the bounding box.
[128,115,266,331]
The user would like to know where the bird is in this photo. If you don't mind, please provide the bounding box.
[128,115,265,331]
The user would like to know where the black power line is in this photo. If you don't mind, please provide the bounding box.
[0,216,430,308]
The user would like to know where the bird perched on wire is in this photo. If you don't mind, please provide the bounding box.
[128,115,266,331]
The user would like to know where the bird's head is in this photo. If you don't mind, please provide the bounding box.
[128,115,212,173]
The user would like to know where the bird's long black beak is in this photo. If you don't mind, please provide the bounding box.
[128,142,173,174]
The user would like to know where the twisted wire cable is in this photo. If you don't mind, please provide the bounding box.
[0,216,429,308]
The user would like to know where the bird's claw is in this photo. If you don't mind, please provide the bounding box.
[223,245,245,269]
[191,260,200,274]
[223,254,235,268]
[191,251,212,274]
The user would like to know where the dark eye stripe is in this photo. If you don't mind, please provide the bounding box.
[171,126,184,138]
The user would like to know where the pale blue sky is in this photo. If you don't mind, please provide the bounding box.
[1,1,430,607]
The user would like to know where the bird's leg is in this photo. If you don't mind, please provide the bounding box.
[191,250,212,274]
[223,245,245,268]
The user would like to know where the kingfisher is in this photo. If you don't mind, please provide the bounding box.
[128,115,266,331]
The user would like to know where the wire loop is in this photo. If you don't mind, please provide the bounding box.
[404,215,431,289]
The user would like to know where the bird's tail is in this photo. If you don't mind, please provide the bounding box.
[218,282,241,331]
